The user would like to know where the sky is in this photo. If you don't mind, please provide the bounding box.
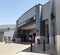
[0,0,49,25]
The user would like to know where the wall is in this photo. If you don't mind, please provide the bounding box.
[0,33,3,42]
[54,0,60,55]
[0,25,16,42]
[42,1,51,20]
[4,31,14,40]
[30,28,36,34]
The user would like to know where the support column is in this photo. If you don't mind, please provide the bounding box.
[35,4,45,44]
[48,0,55,51]
[48,16,54,51]
[36,5,41,36]
[35,4,42,44]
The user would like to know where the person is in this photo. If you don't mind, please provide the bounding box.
[32,35,34,43]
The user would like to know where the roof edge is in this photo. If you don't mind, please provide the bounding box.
[17,4,42,21]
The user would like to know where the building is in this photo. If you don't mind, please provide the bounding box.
[16,3,51,44]
[16,0,60,55]
[0,24,16,43]
[16,4,42,43]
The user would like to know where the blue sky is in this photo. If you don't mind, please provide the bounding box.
[0,0,49,24]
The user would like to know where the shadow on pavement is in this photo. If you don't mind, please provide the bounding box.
[20,44,51,54]
[16,42,57,55]
[13,42,31,45]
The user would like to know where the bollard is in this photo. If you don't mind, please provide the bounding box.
[31,36,32,52]
[43,40,45,51]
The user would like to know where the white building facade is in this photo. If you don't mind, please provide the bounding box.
[0,25,16,43]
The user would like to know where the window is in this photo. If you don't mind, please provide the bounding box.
[8,37,11,41]
[4,37,6,39]
[7,28,10,31]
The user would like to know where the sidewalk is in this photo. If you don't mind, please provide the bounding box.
[17,44,57,55]
[0,42,57,55]
[0,42,30,55]
[16,52,50,55]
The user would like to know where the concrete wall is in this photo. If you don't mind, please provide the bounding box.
[53,0,60,55]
